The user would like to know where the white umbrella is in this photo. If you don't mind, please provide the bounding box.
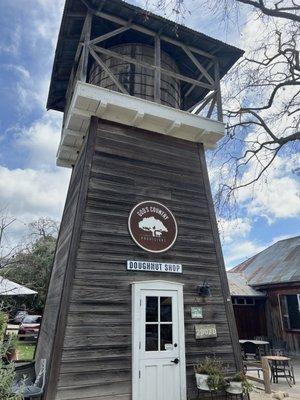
[0,276,37,296]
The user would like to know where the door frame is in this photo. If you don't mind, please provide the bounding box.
[132,280,186,400]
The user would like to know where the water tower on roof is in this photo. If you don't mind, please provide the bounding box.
[47,0,242,168]
[36,1,244,399]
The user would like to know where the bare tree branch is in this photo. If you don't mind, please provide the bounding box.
[237,0,300,22]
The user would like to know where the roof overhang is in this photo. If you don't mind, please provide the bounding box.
[57,81,225,167]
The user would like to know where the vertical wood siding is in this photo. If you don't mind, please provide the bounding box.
[37,118,241,400]
[265,286,300,354]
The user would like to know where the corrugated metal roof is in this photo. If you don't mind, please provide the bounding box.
[0,276,37,296]
[227,272,265,297]
[230,236,300,287]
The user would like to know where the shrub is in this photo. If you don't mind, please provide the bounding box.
[0,313,23,399]
[0,311,8,341]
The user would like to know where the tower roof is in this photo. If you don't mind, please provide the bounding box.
[47,0,244,112]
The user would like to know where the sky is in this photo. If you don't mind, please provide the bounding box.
[0,0,299,269]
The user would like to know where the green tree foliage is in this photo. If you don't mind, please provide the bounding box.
[0,217,58,313]
[2,236,56,312]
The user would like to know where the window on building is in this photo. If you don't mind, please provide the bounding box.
[232,297,256,306]
[279,294,300,331]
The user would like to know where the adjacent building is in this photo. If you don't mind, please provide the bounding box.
[228,236,300,354]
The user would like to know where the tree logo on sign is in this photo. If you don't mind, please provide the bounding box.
[128,201,178,253]
[139,216,168,238]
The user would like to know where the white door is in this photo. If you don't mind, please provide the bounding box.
[132,281,186,400]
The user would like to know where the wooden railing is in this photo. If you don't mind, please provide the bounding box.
[244,357,272,394]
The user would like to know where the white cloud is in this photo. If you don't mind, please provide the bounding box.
[0,166,69,220]
[0,25,21,56]
[218,217,252,244]
[3,64,30,80]
[0,111,70,246]
[224,240,265,268]
[238,154,300,222]
[15,112,63,169]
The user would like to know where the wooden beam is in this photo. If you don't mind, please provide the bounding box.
[214,60,223,122]
[206,95,216,118]
[181,45,215,86]
[80,11,92,83]
[154,35,161,104]
[198,145,244,373]
[67,12,86,18]
[89,25,131,46]
[188,91,215,113]
[261,357,272,394]
[89,47,129,94]
[184,60,215,98]
[65,10,92,107]
[91,45,214,90]
[91,9,215,60]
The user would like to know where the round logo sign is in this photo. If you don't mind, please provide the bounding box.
[128,201,178,253]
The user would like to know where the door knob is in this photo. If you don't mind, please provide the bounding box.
[171,358,179,364]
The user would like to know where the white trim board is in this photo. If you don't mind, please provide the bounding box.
[57,82,225,167]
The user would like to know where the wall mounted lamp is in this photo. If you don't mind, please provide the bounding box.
[198,280,211,297]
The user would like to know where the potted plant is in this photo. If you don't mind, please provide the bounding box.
[226,372,253,395]
[4,335,18,363]
[194,357,225,391]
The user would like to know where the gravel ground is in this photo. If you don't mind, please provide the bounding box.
[247,357,300,400]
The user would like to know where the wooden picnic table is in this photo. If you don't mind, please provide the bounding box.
[240,339,270,361]
[239,339,269,345]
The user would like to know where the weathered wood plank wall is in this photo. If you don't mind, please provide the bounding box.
[36,128,97,399]
[35,134,88,367]
[38,118,242,400]
[265,286,300,354]
[233,300,267,339]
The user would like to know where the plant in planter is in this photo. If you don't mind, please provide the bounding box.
[226,372,253,395]
[194,357,225,392]
[4,335,19,363]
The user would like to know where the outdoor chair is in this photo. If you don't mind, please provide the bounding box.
[271,340,288,356]
[242,341,260,360]
[242,342,262,378]
[12,358,46,399]
[254,336,268,341]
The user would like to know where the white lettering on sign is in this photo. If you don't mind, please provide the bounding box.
[195,324,217,339]
[127,260,182,274]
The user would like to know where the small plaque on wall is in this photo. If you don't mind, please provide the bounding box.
[195,324,217,339]
[191,307,203,319]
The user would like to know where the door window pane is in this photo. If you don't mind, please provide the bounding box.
[160,324,173,351]
[146,297,158,322]
[160,297,172,322]
[146,324,158,351]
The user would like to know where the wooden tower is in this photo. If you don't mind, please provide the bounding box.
[36,1,244,399]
